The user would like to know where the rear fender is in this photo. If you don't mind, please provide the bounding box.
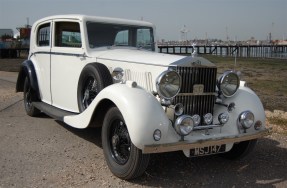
[16,60,39,97]
[64,83,174,149]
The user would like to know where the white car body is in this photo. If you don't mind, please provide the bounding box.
[16,15,268,179]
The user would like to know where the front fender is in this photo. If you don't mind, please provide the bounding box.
[217,85,266,134]
[64,83,172,149]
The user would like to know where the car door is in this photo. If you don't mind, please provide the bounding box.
[50,20,86,112]
[31,21,52,104]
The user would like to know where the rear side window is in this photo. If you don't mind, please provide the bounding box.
[55,22,82,48]
[37,23,50,46]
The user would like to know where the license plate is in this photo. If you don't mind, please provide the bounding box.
[190,145,226,157]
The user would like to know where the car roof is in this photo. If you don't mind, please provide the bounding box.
[34,14,154,27]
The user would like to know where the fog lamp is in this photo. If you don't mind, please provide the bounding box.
[239,111,254,129]
[153,129,161,141]
[174,103,184,116]
[175,115,194,136]
[204,113,213,125]
[192,114,201,126]
[218,112,229,124]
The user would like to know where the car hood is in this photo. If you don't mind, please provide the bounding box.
[88,48,216,67]
[89,48,185,67]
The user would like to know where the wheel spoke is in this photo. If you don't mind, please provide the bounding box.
[110,120,131,164]
[82,77,100,110]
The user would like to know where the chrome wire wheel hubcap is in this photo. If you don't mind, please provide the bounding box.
[109,120,131,165]
[82,76,98,109]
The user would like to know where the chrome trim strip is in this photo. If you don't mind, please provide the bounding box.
[193,124,223,130]
[31,51,86,57]
[177,92,217,96]
[142,129,270,154]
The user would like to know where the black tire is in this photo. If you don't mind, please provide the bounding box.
[221,139,257,160]
[23,77,40,116]
[77,63,113,112]
[102,107,150,180]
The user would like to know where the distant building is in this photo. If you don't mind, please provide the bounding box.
[273,40,287,45]
[0,29,14,38]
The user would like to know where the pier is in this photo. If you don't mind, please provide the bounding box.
[0,48,29,58]
[158,45,287,58]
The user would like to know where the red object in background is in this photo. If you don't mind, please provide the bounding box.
[20,28,31,39]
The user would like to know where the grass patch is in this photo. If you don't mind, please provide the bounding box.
[268,117,287,135]
[203,55,287,112]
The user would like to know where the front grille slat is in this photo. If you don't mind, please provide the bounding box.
[174,66,217,125]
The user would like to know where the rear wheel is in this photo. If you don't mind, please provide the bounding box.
[102,107,150,179]
[23,77,40,116]
[221,139,257,160]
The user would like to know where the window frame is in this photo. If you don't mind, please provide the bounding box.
[53,21,82,48]
[86,21,155,51]
[36,23,51,47]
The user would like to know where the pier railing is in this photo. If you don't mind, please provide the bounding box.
[158,44,287,59]
[0,48,29,58]
[1,45,287,59]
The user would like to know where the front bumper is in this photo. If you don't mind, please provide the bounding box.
[142,129,270,154]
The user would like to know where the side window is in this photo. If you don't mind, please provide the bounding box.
[37,23,50,47]
[137,28,153,50]
[114,30,129,46]
[55,22,82,48]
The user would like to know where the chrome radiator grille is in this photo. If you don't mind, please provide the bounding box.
[173,66,217,121]
[176,66,217,93]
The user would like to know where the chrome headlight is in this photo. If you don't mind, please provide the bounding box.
[203,113,213,125]
[239,111,254,129]
[175,115,194,136]
[192,114,201,126]
[156,70,181,99]
[218,71,240,97]
[112,67,124,83]
[218,112,229,124]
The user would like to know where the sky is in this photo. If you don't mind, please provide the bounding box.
[0,0,286,41]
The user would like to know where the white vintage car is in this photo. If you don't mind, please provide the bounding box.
[16,15,268,179]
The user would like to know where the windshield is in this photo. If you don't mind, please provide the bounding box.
[86,22,155,51]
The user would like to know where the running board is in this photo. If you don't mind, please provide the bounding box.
[33,102,78,121]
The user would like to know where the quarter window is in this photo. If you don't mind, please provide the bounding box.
[37,23,50,47]
[55,22,82,48]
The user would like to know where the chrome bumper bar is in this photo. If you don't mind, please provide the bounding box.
[143,129,270,154]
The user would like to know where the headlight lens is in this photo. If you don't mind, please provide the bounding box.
[239,111,254,129]
[203,113,213,125]
[218,112,229,124]
[218,71,240,97]
[112,67,124,83]
[192,114,201,126]
[156,70,181,99]
[175,115,194,136]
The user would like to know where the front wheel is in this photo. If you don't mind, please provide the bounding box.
[221,139,257,160]
[102,107,150,180]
